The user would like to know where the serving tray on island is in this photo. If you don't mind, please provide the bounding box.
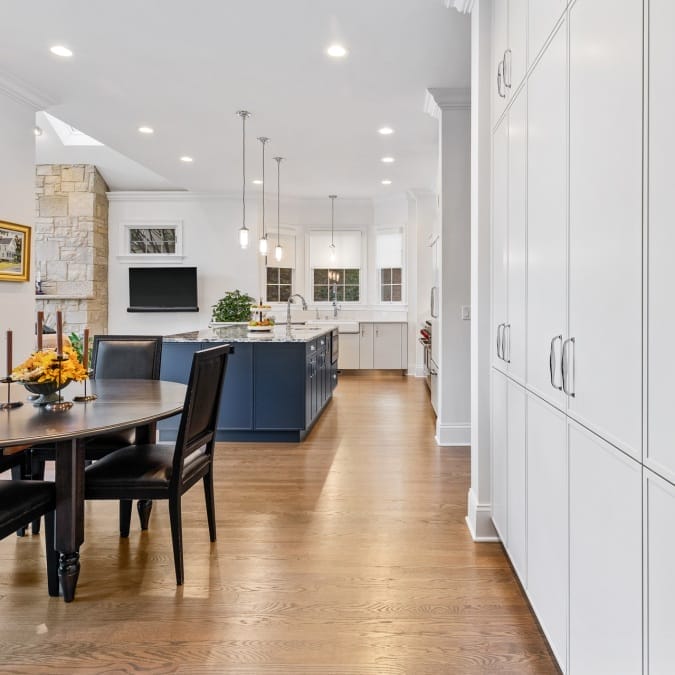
[247,325,274,332]
[209,321,249,328]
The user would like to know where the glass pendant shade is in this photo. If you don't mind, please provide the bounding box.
[328,243,336,263]
[274,243,283,262]
[239,226,250,249]
[259,234,268,255]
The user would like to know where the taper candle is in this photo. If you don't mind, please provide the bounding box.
[56,311,63,355]
[82,328,89,370]
[6,330,12,376]
[37,311,44,351]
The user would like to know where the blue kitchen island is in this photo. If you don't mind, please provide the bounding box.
[160,324,338,442]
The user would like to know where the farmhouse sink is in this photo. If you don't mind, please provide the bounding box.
[305,320,360,334]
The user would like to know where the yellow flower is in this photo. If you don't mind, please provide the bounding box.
[10,346,88,384]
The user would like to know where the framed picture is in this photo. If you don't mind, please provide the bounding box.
[117,221,184,263]
[0,220,31,282]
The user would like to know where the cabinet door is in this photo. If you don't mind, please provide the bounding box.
[507,87,527,384]
[527,393,567,671]
[507,0,528,93]
[645,469,675,675]
[648,0,675,482]
[568,0,643,459]
[359,323,374,369]
[373,323,403,370]
[492,116,509,373]
[529,0,566,63]
[491,369,508,542]
[527,21,567,411]
[493,0,509,123]
[506,379,526,583]
[568,422,642,674]
[338,333,359,369]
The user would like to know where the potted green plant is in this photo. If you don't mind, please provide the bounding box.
[211,290,254,323]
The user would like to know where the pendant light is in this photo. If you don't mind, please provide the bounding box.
[258,136,270,256]
[273,156,284,262]
[236,110,251,249]
[328,194,337,263]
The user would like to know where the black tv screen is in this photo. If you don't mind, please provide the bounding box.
[128,267,199,312]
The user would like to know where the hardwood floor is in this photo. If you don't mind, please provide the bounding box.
[0,373,558,674]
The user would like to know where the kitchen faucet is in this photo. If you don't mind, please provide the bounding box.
[286,293,308,326]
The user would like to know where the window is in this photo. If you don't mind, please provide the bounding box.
[380,267,402,301]
[313,268,360,302]
[376,229,404,302]
[129,227,176,254]
[118,221,184,262]
[266,267,293,302]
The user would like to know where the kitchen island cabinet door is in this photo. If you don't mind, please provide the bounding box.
[216,342,253,431]
[159,342,203,437]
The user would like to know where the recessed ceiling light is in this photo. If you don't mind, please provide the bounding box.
[138,126,154,134]
[34,126,43,137]
[381,156,395,163]
[180,156,193,163]
[326,44,348,58]
[381,180,392,185]
[50,45,73,57]
[378,127,394,135]
[252,179,263,185]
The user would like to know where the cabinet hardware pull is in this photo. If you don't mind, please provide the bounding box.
[549,335,563,390]
[505,323,511,363]
[562,337,576,397]
[504,49,512,88]
[496,323,503,359]
[497,60,506,99]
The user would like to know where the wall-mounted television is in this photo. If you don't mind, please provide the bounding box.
[127,266,199,312]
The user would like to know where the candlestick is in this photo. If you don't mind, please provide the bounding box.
[6,330,11,376]
[1,330,21,410]
[82,328,89,370]
[56,311,63,355]
[37,311,44,351]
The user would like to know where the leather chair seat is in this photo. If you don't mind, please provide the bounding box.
[85,444,209,497]
[0,481,54,538]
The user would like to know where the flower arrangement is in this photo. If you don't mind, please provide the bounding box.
[10,346,88,385]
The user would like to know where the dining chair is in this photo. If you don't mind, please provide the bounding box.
[0,479,59,596]
[30,335,163,533]
[84,344,231,585]
[0,447,32,536]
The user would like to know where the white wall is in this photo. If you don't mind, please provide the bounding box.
[0,92,39,372]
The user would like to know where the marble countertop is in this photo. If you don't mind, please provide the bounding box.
[164,324,335,343]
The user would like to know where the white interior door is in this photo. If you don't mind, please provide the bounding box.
[507,87,527,384]
[491,369,508,541]
[527,393,567,671]
[568,0,643,459]
[647,0,675,483]
[492,117,509,373]
[526,21,567,411]
[506,379,526,584]
[568,422,642,674]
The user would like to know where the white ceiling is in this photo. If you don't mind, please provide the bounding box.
[3,1,470,197]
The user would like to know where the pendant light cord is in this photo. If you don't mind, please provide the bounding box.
[329,194,337,247]
[274,157,283,245]
[259,137,270,239]
[237,110,251,230]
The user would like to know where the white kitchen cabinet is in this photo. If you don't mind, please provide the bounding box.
[526,21,567,411]
[492,0,509,124]
[359,323,374,369]
[491,369,508,542]
[506,86,527,384]
[529,0,566,65]
[338,333,359,370]
[527,393,567,671]
[645,469,675,675]
[648,0,675,483]
[568,422,642,674]
[492,116,508,374]
[506,378,526,583]
[567,0,643,459]
[358,323,407,371]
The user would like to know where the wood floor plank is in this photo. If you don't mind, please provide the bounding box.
[0,372,558,674]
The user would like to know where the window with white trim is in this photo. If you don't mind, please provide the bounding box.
[376,230,404,303]
[265,233,295,303]
[308,231,362,303]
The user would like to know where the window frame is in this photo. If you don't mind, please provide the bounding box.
[117,220,184,263]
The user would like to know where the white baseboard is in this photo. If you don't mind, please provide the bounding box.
[465,487,499,542]
[435,422,471,446]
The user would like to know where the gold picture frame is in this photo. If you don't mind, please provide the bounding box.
[0,220,31,282]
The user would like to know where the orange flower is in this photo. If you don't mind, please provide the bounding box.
[10,346,88,384]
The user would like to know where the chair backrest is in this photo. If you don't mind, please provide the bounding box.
[91,335,163,380]
[172,344,231,478]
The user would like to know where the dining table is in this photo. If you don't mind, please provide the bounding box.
[0,378,187,602]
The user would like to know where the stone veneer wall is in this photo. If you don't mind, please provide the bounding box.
[34,165,109,336]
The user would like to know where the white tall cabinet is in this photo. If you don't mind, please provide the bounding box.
[487,0,673,671]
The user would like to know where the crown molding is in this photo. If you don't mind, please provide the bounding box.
[445,0,475,13]
[424,87,471,119]
[0,69,56,110]
[106,190,376,205]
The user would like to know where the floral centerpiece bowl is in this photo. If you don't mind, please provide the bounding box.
[11,346,87,406]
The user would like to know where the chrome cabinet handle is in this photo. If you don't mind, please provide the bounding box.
[549,335,563,390]
[497,60,506,99]
[430,287,439,318]
[504,49,512,89]
[496,323,503,359]
[562,337,576,397]
[504,323,511,363]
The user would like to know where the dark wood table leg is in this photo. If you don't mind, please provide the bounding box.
[54,438,85,602]
[135,423,154,530]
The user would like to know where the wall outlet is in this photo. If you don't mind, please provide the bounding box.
[461,305,471,321]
